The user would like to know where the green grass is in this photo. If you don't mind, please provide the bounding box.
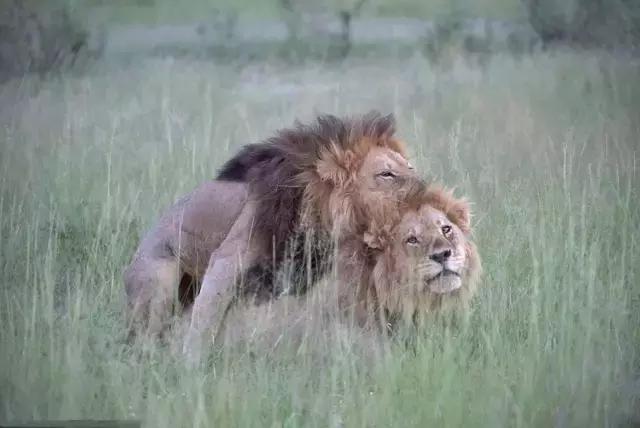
[1,50,639,427]
[80,0,526,26]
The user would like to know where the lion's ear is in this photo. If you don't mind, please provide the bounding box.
[448,199,472,234]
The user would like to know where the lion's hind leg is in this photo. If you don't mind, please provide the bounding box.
[124,255,180,339]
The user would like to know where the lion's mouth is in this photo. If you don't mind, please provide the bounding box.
[425,270,461,294]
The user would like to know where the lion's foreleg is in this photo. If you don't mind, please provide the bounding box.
[182,200,261,365]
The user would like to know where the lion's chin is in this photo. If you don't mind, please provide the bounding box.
[426,271,462,294]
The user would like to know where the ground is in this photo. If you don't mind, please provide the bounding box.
[0,50,639,427]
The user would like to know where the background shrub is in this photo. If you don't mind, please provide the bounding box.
[0,0,87,80]
[525,0,640,47]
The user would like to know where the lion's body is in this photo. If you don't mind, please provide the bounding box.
[123,112,420,363]
[124,181,254,332]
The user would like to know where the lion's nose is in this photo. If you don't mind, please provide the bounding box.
[430,249,452,264]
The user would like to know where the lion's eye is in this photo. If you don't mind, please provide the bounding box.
[441,225,452,236]
[406,236,419,245]
[378,171,396,178]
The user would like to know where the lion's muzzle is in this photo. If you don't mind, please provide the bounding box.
[425,269,462,294]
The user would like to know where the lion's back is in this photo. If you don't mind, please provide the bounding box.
[130,181,249,276]
[217,143,283,181]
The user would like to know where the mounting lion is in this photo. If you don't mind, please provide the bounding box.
[123,111,420,362]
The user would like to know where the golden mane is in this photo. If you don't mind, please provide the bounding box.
[341,182,481,327]
[402,183,472,233]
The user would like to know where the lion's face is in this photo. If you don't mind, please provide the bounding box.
[369,201,481,321]
[392,205,469,294]
[314,140,419,236]
[356,146,416,195]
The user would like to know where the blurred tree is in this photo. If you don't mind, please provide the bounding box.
[279,0,303,42]
[277,0,373,57]
[524,0,576,45]
[0,0,87,80]
[335,0,369,57]
[524,0,640,47]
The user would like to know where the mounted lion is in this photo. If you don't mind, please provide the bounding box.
[123,112,419,362]
[339,182,483,329]
[215,183,482,350]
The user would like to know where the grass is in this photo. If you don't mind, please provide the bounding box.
[0,50,639,427]
[81,0,526,26]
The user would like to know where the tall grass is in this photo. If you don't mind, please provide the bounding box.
[86,0,525,25]
[0,51,638,427]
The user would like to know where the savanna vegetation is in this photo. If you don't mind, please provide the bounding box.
[0,0,639,427]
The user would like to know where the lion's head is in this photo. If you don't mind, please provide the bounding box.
[362,184,482,325]
[301,116,418,236]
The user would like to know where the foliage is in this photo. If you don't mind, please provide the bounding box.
[0,0,88,80]
[525,0,640,46]
[0,51,638,427]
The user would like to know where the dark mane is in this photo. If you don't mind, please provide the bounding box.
[216,143,282,181]
[217,111,396,182]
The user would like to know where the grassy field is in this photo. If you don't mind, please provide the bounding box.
[84,0,525,25]
[0,50,639,427]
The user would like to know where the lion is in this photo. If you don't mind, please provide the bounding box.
[122,112,420,362]
[332,182,483,330]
